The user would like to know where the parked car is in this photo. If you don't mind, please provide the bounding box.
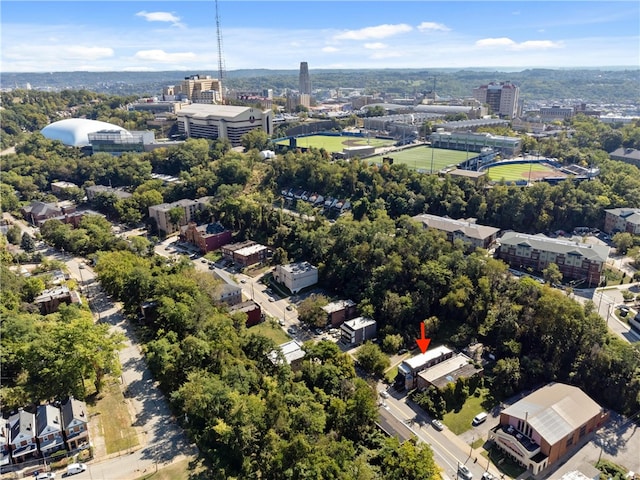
[482,473,495,480]
[379,390,389,399]
[431,419,444,431]
[36,473,56,480]
[287,326,297,335]
[278,319,285,326]
[472,412,488,426]
[458,464,473,480]
[65,463,87,476]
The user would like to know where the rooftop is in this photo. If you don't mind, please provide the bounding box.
[417,353,481,388]
[498,231,610,263]
[412,214,500,241]
[402,345,453,370]
[342,316,376,330]
[322,299,356,314]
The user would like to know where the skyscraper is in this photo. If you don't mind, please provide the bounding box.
[299,62,311,95]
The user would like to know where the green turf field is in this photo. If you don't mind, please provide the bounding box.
[369,146,472,172]
[486,162,559,182]
[276,134,395,153]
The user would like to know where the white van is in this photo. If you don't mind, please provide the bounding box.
[66,463,87,476]
[472,412,488,426]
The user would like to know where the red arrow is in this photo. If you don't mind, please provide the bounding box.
[416,321,431,354]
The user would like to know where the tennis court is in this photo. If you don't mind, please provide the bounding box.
[276,134,395,153]
[369,146,472,173]
[486,162,563,182]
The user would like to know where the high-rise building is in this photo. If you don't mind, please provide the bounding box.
[180,74,222,104]
[472,81,520,118]
[299,62,311,96]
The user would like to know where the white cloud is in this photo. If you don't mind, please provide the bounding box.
[133,50,197,62]
[417,22,450,32]
[322,46,339,53]
[364,43,387,50]
[135,11,183,27]
[334,24,412,41]
[65,46,114,59]
[475,37,562,50]
[475,37,517,48]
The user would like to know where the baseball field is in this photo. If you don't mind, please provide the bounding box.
[276,134,395,152]
[486,162,564,182]
[369,146,472,173]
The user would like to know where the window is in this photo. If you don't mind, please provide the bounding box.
[566,435,573,447]
[579,425,587,438]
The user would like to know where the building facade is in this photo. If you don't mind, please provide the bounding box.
[497,232,609,287]
[179,74,222,103]
[395,346,454,391]
[229,300,262,327]
[299,62,311,96]
[179,221,232,253]
[274,262,318,293]
[176,104,273,147]
[322,299,357,327]
[430,131,521,157]
[493,383,608,475]
[472,81,520,119]
[340,317,377,345]
[412,213,500,250]
[148,197,211,235]
[61,397,89,451]
[604,208,640,234]
[221,241,270,268]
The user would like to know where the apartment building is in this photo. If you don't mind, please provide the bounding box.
[472,81,520,119]
[274,261,318,294]
[497,232,609,287]
[148,197,211,235]
[604,208,640,235]
[412,213,500,250]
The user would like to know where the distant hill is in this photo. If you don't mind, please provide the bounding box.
[2,68,638,105]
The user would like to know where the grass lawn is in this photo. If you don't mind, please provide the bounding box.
[134,457,204,480]
[369,146,470,172]
[442,389,490,435]
[276,134,395,153]
[486,162,558,182]
[248,320,291,344]
[87,379,139,454]
[483,445,527,478]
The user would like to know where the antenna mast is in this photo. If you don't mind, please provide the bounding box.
[215,0,225,104]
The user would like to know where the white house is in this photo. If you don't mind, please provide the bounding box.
[36,404,65,456]
[274,261,318,294]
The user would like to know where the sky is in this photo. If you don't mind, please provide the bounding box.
[1,1,639,73]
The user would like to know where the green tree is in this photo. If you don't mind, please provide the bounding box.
[381,333,404,354]
[296,294,329,328]
[167,206,185,233]
[6,225,22,244]
[612,232,634,255]
[543,262,563,285]
[355,341,390,376]
[20,232,35,252]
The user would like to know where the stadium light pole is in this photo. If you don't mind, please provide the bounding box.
[430,144,435,174]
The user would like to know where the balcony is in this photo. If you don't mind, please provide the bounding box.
[495,424,541,460]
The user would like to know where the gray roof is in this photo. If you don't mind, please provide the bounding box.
[36,405,62,437]
[61,397,88,430]
[322,299,356,314]
[502,383,603,446]
[605,208,640,225]
[412,214,500,241]
[498,231,609,263]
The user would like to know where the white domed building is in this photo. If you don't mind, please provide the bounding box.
[41,119,132,147]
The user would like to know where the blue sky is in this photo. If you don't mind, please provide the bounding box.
[1,1,639,72]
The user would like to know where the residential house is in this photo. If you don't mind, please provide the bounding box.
[51,181,79,196]
[268,340,305,370]
[322,299,357,327]
[33,286,81,315]
[179,221,232,253]
[497,232,609,287]
[221,241,270,268]
[148,197,211,235]
[340,317,376,345]
[36,405,65,456]
[604,208,640,235]
[494,383,608,475]
[609,147,640,168]
[0,421,10,468]
[213,284,242,307]
[8,409,37,463]
[228,300,262,327]
[395,346,455,391]
[273,262,318,294]
[412,213,500,250]
[21,201,75,226]
[61,397,89,450]
[85,185,133,201]
[416,352,483,391]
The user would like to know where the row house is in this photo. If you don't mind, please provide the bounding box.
[395,345,454,391]
[497,232,609,287]
[1,397,89,465]
[604,208,640,235]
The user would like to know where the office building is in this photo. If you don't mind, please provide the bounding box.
[148,197,211,235]
[299,62,311,95]
[180,74,222,104]
[274,262,318,294]
[340,317,377,345]
[473,82,520,118]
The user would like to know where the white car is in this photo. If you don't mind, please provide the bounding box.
[458,464,473,480]
[36,473,56,480]
[431,419,444,431]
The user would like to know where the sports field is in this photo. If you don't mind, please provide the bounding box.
[369,146,472,173]
[486,162,563,182]
[276,134,395,153]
